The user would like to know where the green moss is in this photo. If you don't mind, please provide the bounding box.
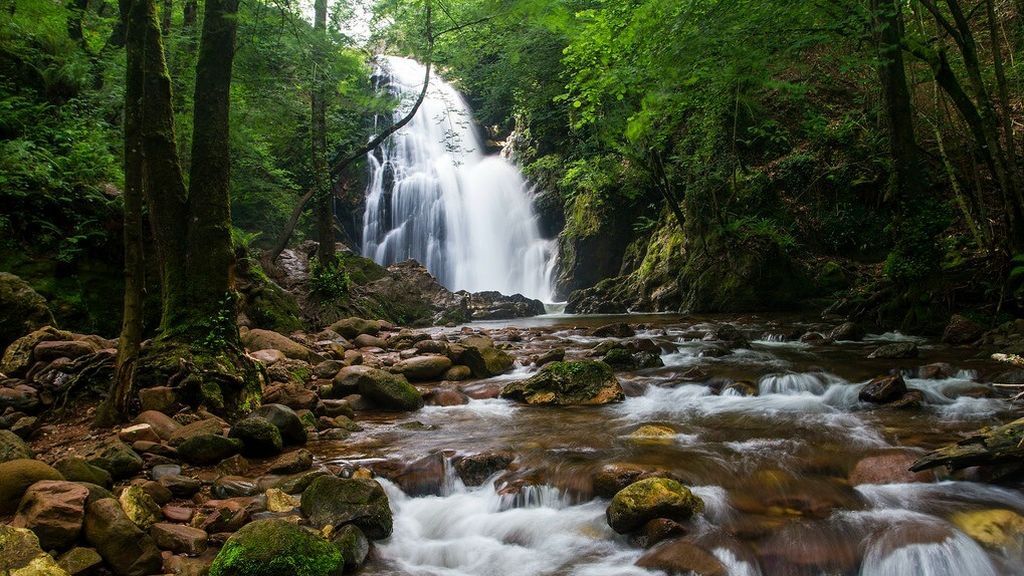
[209,519,343,576]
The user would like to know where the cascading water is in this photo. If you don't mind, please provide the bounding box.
[362,56,557,302]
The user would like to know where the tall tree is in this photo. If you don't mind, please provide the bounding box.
[312,0,334,265]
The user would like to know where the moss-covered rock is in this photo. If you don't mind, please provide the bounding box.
[176,434,244,466]
[330,524,369,571]
[0,524,71,576]
[449,339,514,378]
[241,329,315,362]
[229,416,284,457]
[606,477,704,534]
[0,459,64,514]
[348,367,423,411]
[0,272,56,352]
[950,509,1024,549]
[252,403,308,446]
[82,439,143,481]
[300,476,393,539]
[209,518,343,576]
[329,317,381,340]
[0,429,33,463]
[82,498,162,576]
[117,485,161,530]
[1,326,71,377]
[501,360,624,405]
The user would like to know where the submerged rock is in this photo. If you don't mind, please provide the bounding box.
[208,518,342,576]
[500,360,624,405]
[635,539,726,576]
[606,477,704,534]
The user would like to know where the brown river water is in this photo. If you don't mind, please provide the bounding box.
[313,313,1023,576]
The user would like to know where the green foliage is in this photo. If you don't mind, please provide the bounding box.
[309,259,353,300]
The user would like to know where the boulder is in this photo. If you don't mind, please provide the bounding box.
[0,524,70,576]
[330,524,369,571]
[534,348,565,367]
[454,451,514,486]
[593,464,656,499]
[83,439,143,480]
[501,361,624,405]
[262,382,317,410]
[56,547,103,575]
[0,429,33,463]
[208,518,343,576]
[348,367,422,411]
[53,457,112,488]
[229,417,284,457]
[859,374,908,404]
[118,485,162,529]
[117,424,160,444]
[269,450,314,475]
[33,340,97,362]
[449,339,514,378]
[169,419,227,446]
[330,317,381,340]
[12,480,89,550]
[159,474,202,498]
[150,523,208,556]
[868,342,919,359]
[133,411,181,440]
[0,272,55,352]
[83,498,163,576]
[391,355,453,381]
[252,404,308,446]
[950,509,1024,549]
[1,326,69,377]
[606,477,704,534]
[943,314,984,345]
[0,459,64,514]
[827,321,865,342]
[137,387,177,413]
[300,476,393,539]
[251,349,286,365]
[176,434,243,466]
[241,329,315,362]
[265,488,300,513]
[592,323,635,338]
[635,540,726,576]
[849,452,933,485]
[353,334,387,348]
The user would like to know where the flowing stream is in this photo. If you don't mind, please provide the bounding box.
[312,314,1024,576]
[361,56,556,302]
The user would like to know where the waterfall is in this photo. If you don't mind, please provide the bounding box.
[361,56,557,302]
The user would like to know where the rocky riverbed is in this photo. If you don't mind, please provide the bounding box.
[2,312,1024,576]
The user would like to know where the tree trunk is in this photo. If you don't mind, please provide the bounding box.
[312,0,334,265]
[161,0,172,35]
[870,0,922,202]
[101,0,148,424]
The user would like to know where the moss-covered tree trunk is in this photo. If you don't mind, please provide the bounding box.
[312,0,335,265]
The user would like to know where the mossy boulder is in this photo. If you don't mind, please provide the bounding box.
[82,498,162,576]
[606,477,704,534]
[229,416,284,457]
[241,329,315,362]
[0,272,55,352]
[82,439,143,481]
[252,403,307,446]
[501,360,624,405]
[330,524,369,571]
[1,326,70,377]
[117,485,161,529]
[0,429,33,463]
[449,340,514,378]
[391,355,453,381]
[209,518,343,576]
[329,317,381,340]
[348,367,423,411]
[0,459,64,514]
[300,476,393,539]
[176,434,244,466]
[0,524,71,576]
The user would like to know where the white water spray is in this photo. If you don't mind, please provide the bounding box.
[362,56,557,301]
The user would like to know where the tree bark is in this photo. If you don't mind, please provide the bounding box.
[161,0,172,35]
[870,0,922,202]
[102,0,148,424]
[312,0,334,265]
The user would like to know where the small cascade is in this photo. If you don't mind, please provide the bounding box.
[362,56,557,301]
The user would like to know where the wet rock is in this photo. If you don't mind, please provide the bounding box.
[353,333,387,348]
[442,365,472,381]
[467,292,545,320]
[262,382,318,410]
[251,404,308,449]
[593,464,654,499]
[449,339,514,378]
[159,474,202,498]
[918,362,956,380]
[316,399,355,418]
[424,388,470,406]
[0,458,64,513]
[859,374,907,404]
[703,324,749,348]
[454,451,514,486]
[392,355,453,381]
[637,518,688,548]
[0,428,32,463]
[208,518,343,576]
[163,505,193,523]
[868,342,918,359]
[635,540,726,576]
[943,314,984,344]
[118,485,162,529]
[169,419,226,446]
[300,476,393,539]
[268,468,328,494]
[827,321,865,342]
[606,477,704,534]
[176,434,243,466]
[950,509,1024,549]
[386,453,445,497]
[800,332,826,344]
[629,425,677,440]
[83,498,163,576]
[212,476,260,499]
[849,452,933,485]
[12,480,89,550]
[56,547,102,575]
[890,389,925,409]
[330,524,369,571]
[265,488,300,512]
[592,323,635,338]
[330,317,382,340]
[534,348,565,367]
[133,411,181,440]
[191,499,249,534]
[351,367,423,411]
[241,329,316,362]
[0,524,70,576]
[500,360,624,405]
[150,523,209,556]
[414,339,449,354]
[269,449,314,475]
[229,417,284,457]
[679,367,709,382]
[722,380,758,397]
